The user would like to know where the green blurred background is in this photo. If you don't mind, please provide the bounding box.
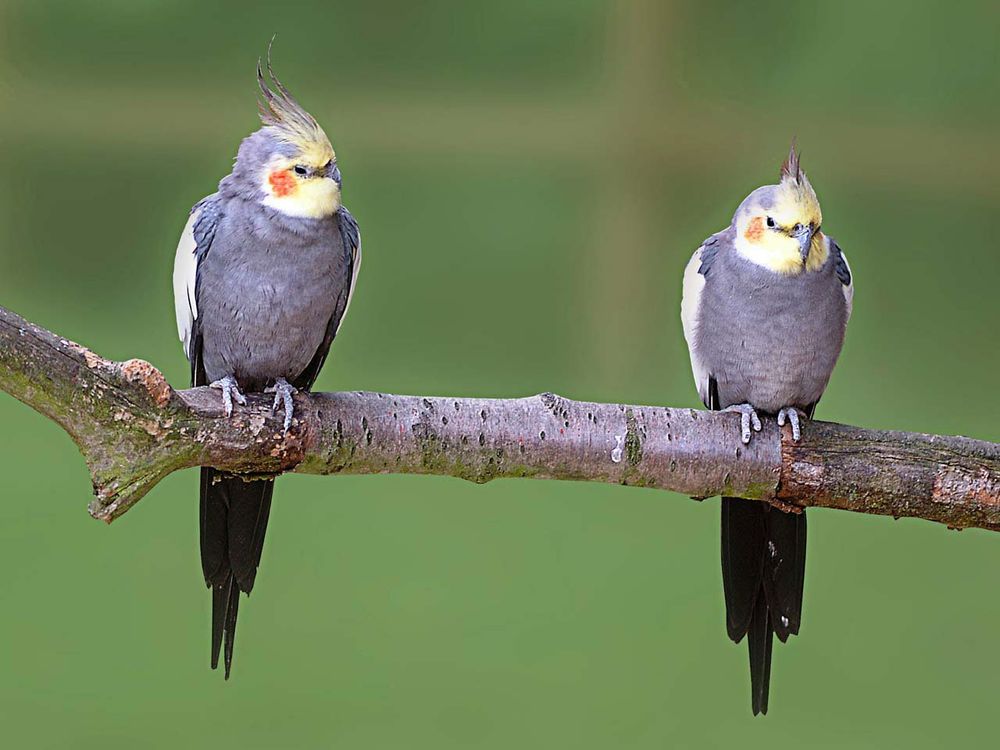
[1,1,998,747]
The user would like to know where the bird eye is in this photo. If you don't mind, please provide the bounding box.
[293,165,309,176]
[765,216,776,228]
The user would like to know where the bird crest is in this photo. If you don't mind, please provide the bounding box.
[256,45,334,166]
[776,139,821,224]
[780,140,805,185]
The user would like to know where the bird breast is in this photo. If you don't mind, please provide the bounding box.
[694,254,848,413]
[195,212,350,390]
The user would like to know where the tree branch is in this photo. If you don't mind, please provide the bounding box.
[1,304,997,530]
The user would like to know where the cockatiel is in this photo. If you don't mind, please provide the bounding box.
[680,145,853,714]
[172,51,361,678]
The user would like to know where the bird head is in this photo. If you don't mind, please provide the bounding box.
[732,143,826,274]
[232,46,341,220]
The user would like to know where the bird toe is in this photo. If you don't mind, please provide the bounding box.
[723,403,760,445]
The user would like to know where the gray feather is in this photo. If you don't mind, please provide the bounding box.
[690,228,849,413]
[193,196,352,391]
[830,238,852,286]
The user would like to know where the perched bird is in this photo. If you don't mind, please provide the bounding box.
[680,145,852,714]
[172,50,361,678]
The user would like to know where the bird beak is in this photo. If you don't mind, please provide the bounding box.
[795,224,815,263]
[326,162,342,185]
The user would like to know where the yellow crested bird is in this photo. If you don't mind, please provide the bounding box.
[680,144,853,714]
[172,46,361,678]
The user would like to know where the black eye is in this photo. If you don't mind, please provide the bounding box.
[293,165,308,176]
[765,216,776,228]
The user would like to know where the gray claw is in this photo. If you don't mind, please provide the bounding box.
[723,403,762,445]
[209,375,247,418]
[777,407,804,441]
[265,377,297,432]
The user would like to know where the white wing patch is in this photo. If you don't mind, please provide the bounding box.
[335,227,361,337]
[680,245,710,403]
[840,248,854,324]
[172,209,200,360]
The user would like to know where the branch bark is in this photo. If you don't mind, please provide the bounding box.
[1,304,997,530]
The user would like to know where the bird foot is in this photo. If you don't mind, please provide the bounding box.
[209,375,247,418]
[777,407,806,441]
[265,378,297,432]
[722,403,762,445]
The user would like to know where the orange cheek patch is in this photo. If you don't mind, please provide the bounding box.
[268,169,296,197]
[744,216,764,243]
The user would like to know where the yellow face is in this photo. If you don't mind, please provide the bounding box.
[734,178,827,274]
[260,145,340,220]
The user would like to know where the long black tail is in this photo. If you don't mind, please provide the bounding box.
[200,468,274,679]
[721,498,806,715]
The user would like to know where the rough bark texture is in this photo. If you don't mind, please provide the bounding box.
[778,424,1000,531]
[1,304,997,530]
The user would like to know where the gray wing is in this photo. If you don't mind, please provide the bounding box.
[828,236,854,323]
[293,204,362,391]
[171,194,223,387]
[680,231,724,407]
[174,194,275,678]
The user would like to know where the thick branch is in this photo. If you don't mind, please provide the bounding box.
[1,304,997,530]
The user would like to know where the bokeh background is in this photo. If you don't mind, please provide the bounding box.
[1,1,998,747]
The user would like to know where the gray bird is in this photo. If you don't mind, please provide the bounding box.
[172,53,361,678]
[680,145,852,714]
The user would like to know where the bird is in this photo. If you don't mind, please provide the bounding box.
[171,47,361,678]
[680,144,853,714]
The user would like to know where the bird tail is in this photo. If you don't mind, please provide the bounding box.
[200,468,274,679]
[721,498,806,716]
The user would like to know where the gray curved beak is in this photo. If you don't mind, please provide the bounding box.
[795,225,815,262]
